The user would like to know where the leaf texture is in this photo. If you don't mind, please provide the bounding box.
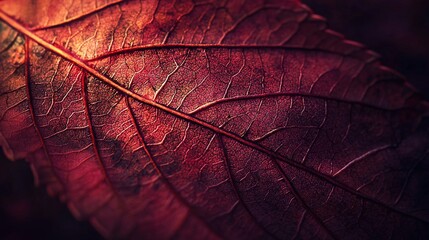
[1,0,429,239]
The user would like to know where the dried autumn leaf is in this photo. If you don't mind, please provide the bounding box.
[1,0,428,239]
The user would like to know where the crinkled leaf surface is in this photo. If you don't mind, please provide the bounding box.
[1,0,429,239]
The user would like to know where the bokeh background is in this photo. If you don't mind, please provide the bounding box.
[1,0,428,239]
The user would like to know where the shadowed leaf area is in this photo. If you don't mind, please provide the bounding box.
[0,0,428,239]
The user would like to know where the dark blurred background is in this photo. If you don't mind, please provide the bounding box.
[303,0,429,98]
[1,1,428,239]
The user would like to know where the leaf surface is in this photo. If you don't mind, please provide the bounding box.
[1,0,429,239]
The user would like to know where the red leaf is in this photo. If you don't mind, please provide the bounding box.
[1,0,428,239]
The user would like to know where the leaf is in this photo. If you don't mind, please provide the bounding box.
[1,0,428,239]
